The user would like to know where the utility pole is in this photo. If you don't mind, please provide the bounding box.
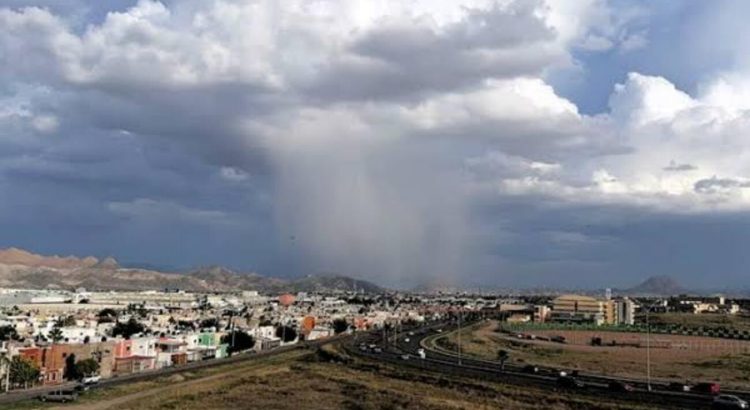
[230,312,236,355]
[457,308,462,366]
[646,303,652,391]
[4,355,9,393]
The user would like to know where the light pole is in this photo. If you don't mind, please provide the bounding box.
[646,306,651,391]
[644,299,660,392]
[457,307,462,366]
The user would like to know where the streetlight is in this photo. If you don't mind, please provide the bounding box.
[646,305,651,391]
[457,307,462,366]
[644,299,660,392]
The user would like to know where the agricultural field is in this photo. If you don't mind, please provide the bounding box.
[648,313,750,334]
[6,344,661,410]
[438,321,750,388]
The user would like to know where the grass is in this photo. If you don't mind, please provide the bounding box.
[649,313,750,332]
[6,342,666,410]
[436,320,750,388]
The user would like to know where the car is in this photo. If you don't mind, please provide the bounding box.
[373,347,383,353]
[408,331,415,336]
[608,381,635,392]
[556,376,584,389]
[522,365,539,374]
[666,382,691,392]
[39,390,78,403]
[81,375,101,385]
[400,354,411,360]
[404,338,410,343]
[436,329,443,333]
[713,395,749,409]
[694,382,722,395]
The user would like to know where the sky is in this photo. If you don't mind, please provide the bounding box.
[3,0,750,289]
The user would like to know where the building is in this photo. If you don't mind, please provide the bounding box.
[113,336,156,375]
[533,305,550,323]
[615,297,636,325]
[38,342,116,385]
[550,294,615,325]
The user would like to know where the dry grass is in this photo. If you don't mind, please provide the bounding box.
[649,313,750,332]
[10,343,663,410]
[440,321,750,388]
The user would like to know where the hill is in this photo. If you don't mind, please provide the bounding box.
[626,275,685,296]
[0,247,386,294]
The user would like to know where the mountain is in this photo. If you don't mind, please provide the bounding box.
[0,247,98,269]
[626,275,685,296]
[0,247,386,294]
[286,274,385,294]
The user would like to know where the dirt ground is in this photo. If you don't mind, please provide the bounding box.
[444,321,750,388]
[9,345,661,410]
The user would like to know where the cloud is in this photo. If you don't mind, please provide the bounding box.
[663,161,697,172]
[2,0,750,287]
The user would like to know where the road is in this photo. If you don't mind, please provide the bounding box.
[345,320,750,409]
[0,334,344,406]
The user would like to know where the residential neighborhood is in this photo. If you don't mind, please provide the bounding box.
[1,285,749,394]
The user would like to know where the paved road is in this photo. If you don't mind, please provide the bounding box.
[345,321,747,410]
[0,335,345,406]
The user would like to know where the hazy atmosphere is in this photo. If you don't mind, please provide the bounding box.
[3,0,750,289]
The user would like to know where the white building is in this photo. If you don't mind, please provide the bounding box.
[615,298,636,326]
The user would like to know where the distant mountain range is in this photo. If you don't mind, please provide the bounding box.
[0,248,386,294]
[624,275,685,296]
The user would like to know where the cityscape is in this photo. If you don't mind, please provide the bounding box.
[3,0,750,409]
[0,248,749,408]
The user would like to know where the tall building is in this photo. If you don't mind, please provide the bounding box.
[615,298,636,325]
[550,294,615,325]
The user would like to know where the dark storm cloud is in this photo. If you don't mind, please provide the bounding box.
[2,0,750,290]
[694,176,750,194]
[306,2,560,102]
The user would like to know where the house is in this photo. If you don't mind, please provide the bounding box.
[113,336,156,375]
[156,338,187,368]
[306,327,333,341]
[40,341,116,385]
[255,337,281,351]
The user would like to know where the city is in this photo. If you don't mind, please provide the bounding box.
[3,0,750,409]
[1,252,750,408]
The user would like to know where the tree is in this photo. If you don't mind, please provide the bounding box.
[64,353,78,381]
[97,308,118,323]
[199,318,220,330]
[0,325,19,341]
[332,318,349,335]
[57,315,76,327]
[112,318,145,339]
[497,350,509,371]
[48,326,64,344]
[9,356,39,389]
[220,330,255,354]
[275,325,297,343]
[75,358,100,378]
[126,303,147,318]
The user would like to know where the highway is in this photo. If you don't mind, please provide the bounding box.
[345,320,750,409]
